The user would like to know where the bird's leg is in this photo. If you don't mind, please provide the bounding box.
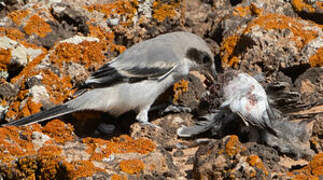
[136,106,160,128]
[160,104,192,115]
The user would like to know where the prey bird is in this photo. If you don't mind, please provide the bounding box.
[177,70,278,137]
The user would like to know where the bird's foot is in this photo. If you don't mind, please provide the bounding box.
[161,105,192,115]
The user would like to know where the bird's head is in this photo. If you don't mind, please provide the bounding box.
[185,47,217,81]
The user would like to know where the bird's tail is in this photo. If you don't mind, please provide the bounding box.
[177,112,222,137]
[2,104,76,126]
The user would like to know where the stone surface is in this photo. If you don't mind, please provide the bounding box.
[0,0,322,179]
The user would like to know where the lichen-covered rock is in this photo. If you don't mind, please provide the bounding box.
[220,14,322,72]
[291,0,323,24]
[0,120,182,179]
[193,135,271,179]
[0,0,322,179]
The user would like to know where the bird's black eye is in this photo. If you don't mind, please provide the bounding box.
[203,55,211,64]
[186,48,211,65]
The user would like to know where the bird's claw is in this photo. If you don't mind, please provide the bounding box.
[161,105,192,115]
[139,122,161,129]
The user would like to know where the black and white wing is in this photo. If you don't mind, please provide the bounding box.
[81,39,180,89]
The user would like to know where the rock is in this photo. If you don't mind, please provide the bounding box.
[286,152,323,179]
[295,67,323,107]
[193,135,272,179]
[0,120,181,179]
[220,14,322,74]
[0,0,322,179]
[0,36,43,72]
[291,0,323,24]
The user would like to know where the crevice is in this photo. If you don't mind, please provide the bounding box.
[280,64,310,83]
[230,0,242,6]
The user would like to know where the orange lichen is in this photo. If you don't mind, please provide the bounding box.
[291,0,317,12]
[83,135,155,161]
[120,159,144,175]
[51,40,106,70]
[233,4,263,17]
[42,120,74,144]
[309,47,323,67]
[247,155,268,176]
[10,67,73,116]
[173,79,189,104]
[245,14,319,48]
[287,153,323,179]
[0,27,25,41]
[64,160,105,179]
[152,0,181,22]
[23,15,52,38]
[0,48,12,71]
[225,135,242,157]
[220,35,240,67]
[37,145,64,179]
[19,98,43,118]
[0,125,39,163]
[41,70,73,104]
[233,6,251,17]
[85,0,138,26]
[111,174,128,180]
[310,153,323,176]
[249,3,263,16]
[11,52,47,83]
[8,9,30,25]
[220,14,321,67]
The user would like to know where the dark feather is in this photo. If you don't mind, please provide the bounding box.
[3,105,75,126]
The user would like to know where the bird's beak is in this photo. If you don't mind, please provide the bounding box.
[211,63,217,78]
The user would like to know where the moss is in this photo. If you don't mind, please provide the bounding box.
[225,135,242,157]
[8,9,30,25]
[309,47,323,67]
[120,159,144,175]
[152,0,181,22]
[172,79,189,104]
[42,120,74,144]
[23,15,52,38]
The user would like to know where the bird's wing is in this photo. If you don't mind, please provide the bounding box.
[82,39,180,88]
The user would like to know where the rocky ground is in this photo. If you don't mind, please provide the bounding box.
[0,0,322,179]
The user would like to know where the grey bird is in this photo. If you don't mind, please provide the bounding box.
[3,31,216,127]
[177,70,278,137]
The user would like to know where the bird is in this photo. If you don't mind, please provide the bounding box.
[3,31,216,127]
[177,70,278,137]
